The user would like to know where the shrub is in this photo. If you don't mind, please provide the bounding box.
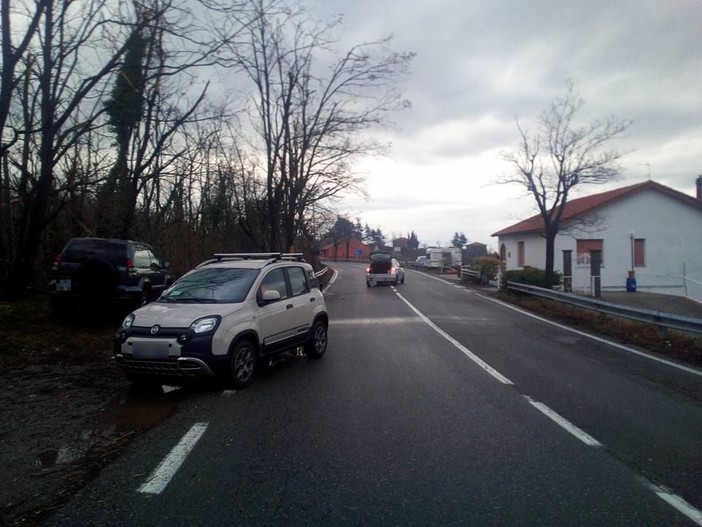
[474,256,499,280]
[461,256,500,285]
[501,267,562,290]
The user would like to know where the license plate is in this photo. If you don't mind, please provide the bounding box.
[131,340,171,360]
[57,279,72,292]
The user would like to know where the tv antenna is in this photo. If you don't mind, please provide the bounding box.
[637,163,651,179]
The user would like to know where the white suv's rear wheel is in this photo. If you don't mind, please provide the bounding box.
[304,320,327,359]
[230,340,258,389]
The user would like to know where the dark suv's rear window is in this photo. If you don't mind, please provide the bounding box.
[62,239,127,264]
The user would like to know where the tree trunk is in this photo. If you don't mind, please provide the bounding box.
[4,4,55,299]
[544,228,557,289]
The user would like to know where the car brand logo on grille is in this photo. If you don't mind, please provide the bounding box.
[150,325,160,335]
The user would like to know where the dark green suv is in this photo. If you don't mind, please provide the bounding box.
[49,238,174,312]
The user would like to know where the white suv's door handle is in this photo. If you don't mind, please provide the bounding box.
[286,304,293,309]
[309,297,315,302]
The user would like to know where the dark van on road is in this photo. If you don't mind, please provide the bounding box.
[49,237,174,312]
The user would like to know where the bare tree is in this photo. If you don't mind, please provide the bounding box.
[0,0,49,286]
[0,0,48,158]
[2,0,150,298]
[501,82,631,287]
[0,0,239,296]
[228,0,413,251]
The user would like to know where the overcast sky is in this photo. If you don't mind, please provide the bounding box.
[309,0,702,250]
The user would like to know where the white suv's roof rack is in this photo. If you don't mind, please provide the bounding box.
[197,252,305,268]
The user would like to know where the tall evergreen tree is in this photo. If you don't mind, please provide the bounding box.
[451,232,467,248]
[98,27,147,237]
[408,230,419,249]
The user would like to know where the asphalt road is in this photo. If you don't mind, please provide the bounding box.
[46,261,702,526]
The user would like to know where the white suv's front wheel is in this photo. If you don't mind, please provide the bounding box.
[230,340,258,389]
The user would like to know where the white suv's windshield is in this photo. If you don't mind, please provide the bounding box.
[160,268,260,303]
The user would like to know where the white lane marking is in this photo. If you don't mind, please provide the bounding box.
[332,317,423,325]
[392,289,514,385]
[324,268,339,292]
[648,483,702,526]
[138,422,209,495]
[328,269,339,285]
[479,294,702,379]
[524,396,602,447]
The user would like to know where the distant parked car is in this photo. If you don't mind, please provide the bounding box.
[49,237,174,312]
[366,252,405,286]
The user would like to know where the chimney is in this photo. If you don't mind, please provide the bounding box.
[697,175,702,201]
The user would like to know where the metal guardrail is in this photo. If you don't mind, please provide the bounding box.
[460,266,479,278]
[507,281,702,336]
[409,263,459,275]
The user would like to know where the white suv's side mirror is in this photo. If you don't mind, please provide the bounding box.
[262,290,281,302]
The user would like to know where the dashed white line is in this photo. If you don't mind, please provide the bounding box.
[524,396,602,447]
[333,267,702,522]
[138,422,209,495]
[332,316,422,325]
[648,483,702,526]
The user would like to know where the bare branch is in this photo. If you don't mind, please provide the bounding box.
[499,80,632,286]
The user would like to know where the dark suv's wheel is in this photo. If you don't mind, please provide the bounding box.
[304,320,327,359]
[135,285,152,309]
[230,339,258,389]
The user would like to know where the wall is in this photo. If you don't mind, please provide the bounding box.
[561,189,702,294]
[498,232,545,271]
[320,237,370,260]
[497,188,702,296]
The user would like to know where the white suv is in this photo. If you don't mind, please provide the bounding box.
[114,253,328,388]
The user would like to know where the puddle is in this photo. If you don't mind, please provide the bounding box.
[34,383,190,469]
[94,384,187,434]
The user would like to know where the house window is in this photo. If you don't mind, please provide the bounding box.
[634,239,645,267]
[517,241,525,267]
[576,239,603,265]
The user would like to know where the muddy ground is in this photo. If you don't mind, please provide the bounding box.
[0,296,191,526]
[1,284,700,526]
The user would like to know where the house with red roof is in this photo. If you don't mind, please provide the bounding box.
[492,178,702,297]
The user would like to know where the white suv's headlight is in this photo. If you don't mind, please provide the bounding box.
[122,313,135,329]
[190,316,220,334]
